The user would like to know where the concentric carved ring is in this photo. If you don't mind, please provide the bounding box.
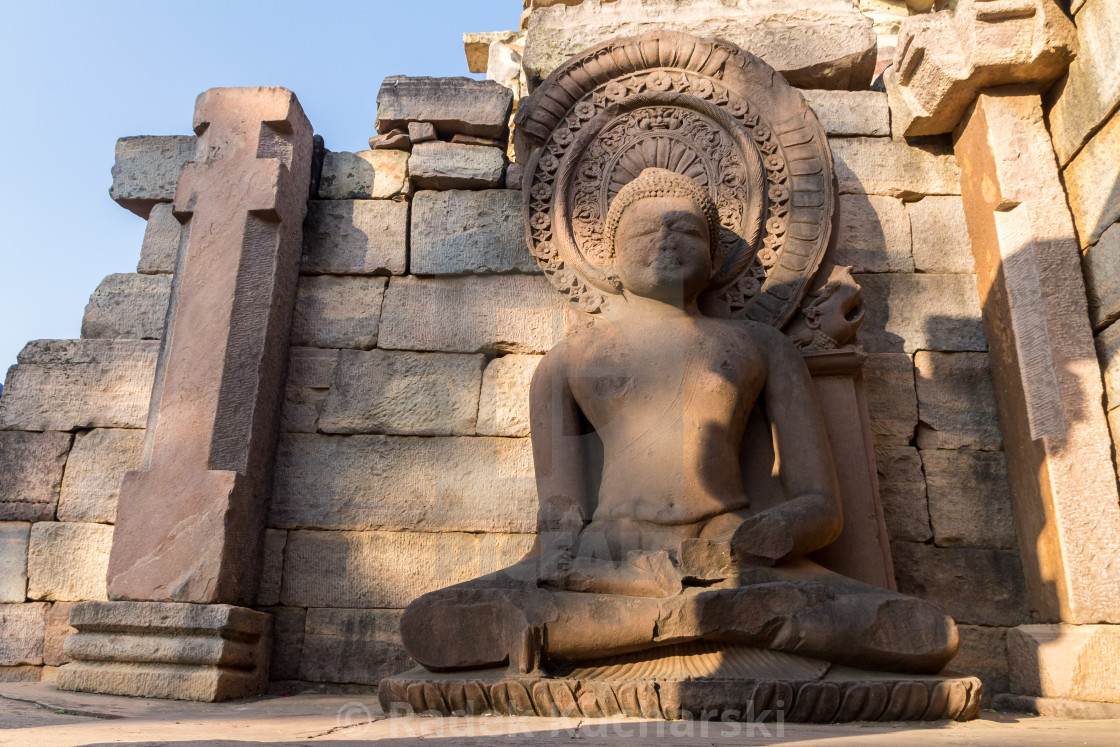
[516,31,835,327]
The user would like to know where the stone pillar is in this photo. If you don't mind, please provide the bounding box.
[954,89,1120,701]
[58,87,313,701]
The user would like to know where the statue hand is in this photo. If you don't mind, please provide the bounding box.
[729,511,796,566]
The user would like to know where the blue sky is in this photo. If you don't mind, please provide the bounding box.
[0,0,518,372]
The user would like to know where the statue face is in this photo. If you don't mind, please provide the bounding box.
[613,195,712,303]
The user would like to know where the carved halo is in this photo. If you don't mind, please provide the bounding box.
[516,31,835,327]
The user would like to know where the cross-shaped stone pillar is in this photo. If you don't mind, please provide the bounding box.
[58,87,313,701]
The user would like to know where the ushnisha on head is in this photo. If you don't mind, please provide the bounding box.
[602,168,723,302]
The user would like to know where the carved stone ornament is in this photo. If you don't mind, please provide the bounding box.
[515,30,835,328]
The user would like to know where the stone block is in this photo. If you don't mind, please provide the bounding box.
[955,625,1009,698]
[280,348,339,434]
[864,353,917,446]
[1009,624,1120,703]
[270,434,537,533]
[109,135,196,218]
[1048,0,1120,166]
[914,352,1002,451]
[0,340,158,432]
[833,194,913,273]
[376,76,513,140]
[281,529,535,608]
[874,446,931,542]
[477,354,542,438]
[299,607,411,684]
[891,541,1027,626]
[44,601,76,666]
[0,522,30,602]
[522,0,877,91]
[1096,321,1120,409]
[58,600,272,701]
[0,431,70,522]
[290,275,387,351]
[855,274,986,354]
[908,196,974,274]
[410,190,536,275]
[27,522,113,602]
[57,428,144,524]
[319,350,484,436]
[803,90,890,137]
[80,273,172,340]
[923,449,1016,550]
[1083,221,1120,330]
[301,200,408,276]
[831,138,960,198]
[263,605,305,681]
[0,666,43,682]
[317,150,410,200]
[378,275,563,354]
[257,529,286,608]
[138,203,181,274]
[463,31,518,74]
[1064,110,1120,249]
[409,142,506,190]
[0,603,47,666]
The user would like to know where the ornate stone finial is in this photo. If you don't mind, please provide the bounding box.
[602,167,722,263]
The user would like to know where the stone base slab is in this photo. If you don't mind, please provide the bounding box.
[993,694,1120,720]
[57,601,271,702]
[379,665,982,722]
[1008,624,1120,703]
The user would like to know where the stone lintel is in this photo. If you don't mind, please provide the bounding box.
[107,87,314,608]
[954,90,1120,625]
[885,0,1076,137]
[58,601,271,702]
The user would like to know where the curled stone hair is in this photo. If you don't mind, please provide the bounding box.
[602,168,722,263]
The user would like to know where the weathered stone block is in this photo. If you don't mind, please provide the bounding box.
[319,350,484,436]
[833,194,913,273]
[0,603,47,666]
[831,138,960,198]
[81,273,172,340]
[408,121,437,143]
[262,605,305,681]
[44,601,76,666]
[0,431,70,521]
[522,0,877,91]
[109,135,196,218]
[1009,624,1120,703]
[376,76,513,140]
[378,275,563,354]
[317,150,409,200]
[1048,0,1120,166]
[923,449,1016,550]
[0,666,42,682]
[282,530,535,609]
[874,446,931,542]
[301,200,408,276]
[409,142,506,190]
[864,353,917,446]
[257,529,286,608]
[803,90,890,136]
[57,428,143,524]
[0,522,30,602]
[299,608,410,684]
[138,202,181,275]
[856,274,986,354]
[1064,110,1120,249]
[1096,320,1120,409]
[280,348,339,434]
[290,275,387,351]
[477,354,542,438]
[908,196,974,274]
[58,600,272,701]
[410,190,536,275]
[27,522,113,602]
[1083,221,1120,330]
[270,434,536,532]
[0,340,158,432]
[891,541,1027,626]
[955,625,1009,699]
[914,352,1002,451]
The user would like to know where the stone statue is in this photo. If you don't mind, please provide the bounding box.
[400,167,958,677]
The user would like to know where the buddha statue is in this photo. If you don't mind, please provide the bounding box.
[400,168,958,679]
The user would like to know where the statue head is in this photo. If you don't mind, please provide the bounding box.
[602,168,722,303]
